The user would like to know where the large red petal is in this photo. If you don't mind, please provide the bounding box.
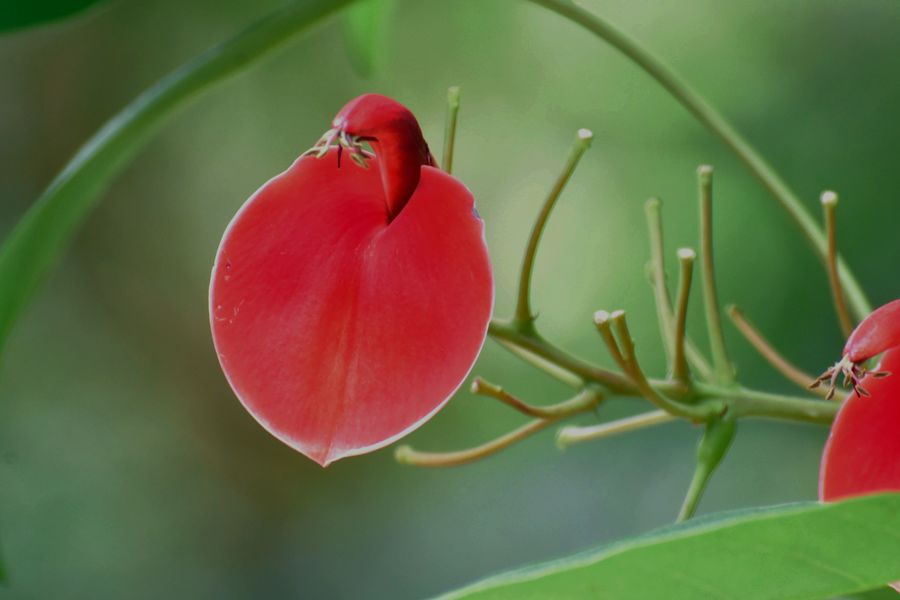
[820,348,900,501]
[210,150,493,465]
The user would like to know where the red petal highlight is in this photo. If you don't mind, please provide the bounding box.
[844,298,900,363]
[820,349,900,501]
[210,150,492,465]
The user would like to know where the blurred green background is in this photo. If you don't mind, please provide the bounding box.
[1,0,899,597]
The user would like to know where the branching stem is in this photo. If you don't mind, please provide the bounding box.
[395,388,601,467]
[597,310,723,420]
[488,318,838,424]
[527,0,871,321]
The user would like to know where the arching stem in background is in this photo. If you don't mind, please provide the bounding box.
[513,129,593,329]
[821,191,854,338]
[442,86,461,174]
[528,0,872,322]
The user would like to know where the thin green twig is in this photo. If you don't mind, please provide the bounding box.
[557,409,673,448]
[442,86,461,173]
[672,248,696,383]
[727,305,840,401]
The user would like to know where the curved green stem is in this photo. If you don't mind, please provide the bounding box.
[514,129,593,326]
[527,0,871,321]
[0,0,356,355]
[395,419,553,468]
[727,305,841,401]
[396,388,601,467]
[471,377,603,419]
[557,409,673,448]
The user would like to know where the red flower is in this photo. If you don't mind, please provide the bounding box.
[819,300,900,592]
[209,94,493,466]
[820,348,900,501]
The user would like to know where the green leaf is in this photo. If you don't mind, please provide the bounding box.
[341,0,393,77]
[0,0,357,356]
[442,494,900,600]
[0,0,103,33]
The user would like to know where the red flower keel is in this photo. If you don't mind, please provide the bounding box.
[210,96,493,465]
[820,348,900,501]
[844,298,900,363]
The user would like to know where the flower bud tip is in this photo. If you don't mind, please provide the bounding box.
[820,190,838,207]
[677,247,696,261]
[593,310,611,325]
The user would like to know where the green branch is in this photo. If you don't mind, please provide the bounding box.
[527,0,871,321]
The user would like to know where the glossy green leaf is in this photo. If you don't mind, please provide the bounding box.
[443,494,900,600]
[0,0,103,33]
[341,0,393,77]
[0,0,356,356]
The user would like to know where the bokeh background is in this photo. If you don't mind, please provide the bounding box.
[1,0,899,597]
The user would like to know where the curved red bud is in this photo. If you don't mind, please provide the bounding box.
[210,96,493,466]
[334,93,435,218]
[820,348,900,501]
[844,298,900,363]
